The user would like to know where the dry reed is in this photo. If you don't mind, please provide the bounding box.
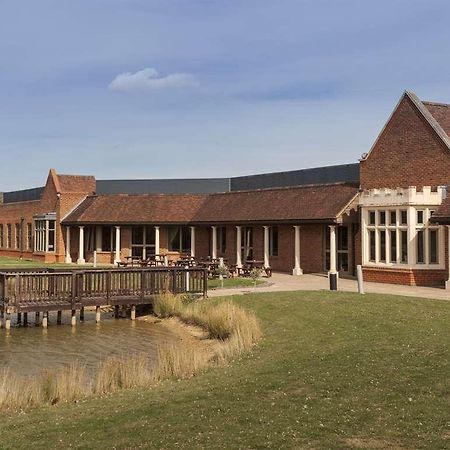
[0,294,261,411]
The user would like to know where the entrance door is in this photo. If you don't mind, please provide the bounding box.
[325,226,350,274]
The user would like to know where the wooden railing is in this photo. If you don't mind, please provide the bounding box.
[0,267,207,312]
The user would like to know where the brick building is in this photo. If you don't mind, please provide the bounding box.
[2,90,450,287]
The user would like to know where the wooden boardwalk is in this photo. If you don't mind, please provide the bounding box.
[0,267,207,329]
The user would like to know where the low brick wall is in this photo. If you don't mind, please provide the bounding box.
[362,266,447,287]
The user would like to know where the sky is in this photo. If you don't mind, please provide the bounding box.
[2,0,450,190]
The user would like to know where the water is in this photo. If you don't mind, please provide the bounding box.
[0,310,178,377]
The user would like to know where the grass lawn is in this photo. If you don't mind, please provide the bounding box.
[208,276,266,289]
[0,256,104,270]
[1,291,450,449]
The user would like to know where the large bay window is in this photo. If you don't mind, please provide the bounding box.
[364,207,442,267]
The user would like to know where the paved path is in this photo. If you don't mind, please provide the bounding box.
[208,273,450,301]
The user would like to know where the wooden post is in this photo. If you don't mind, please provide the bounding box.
[114,305,120,319]
[71,309,76,326]
[42,311,48,328]
[57,311,62,325]
[131,304,136,320]
[80,307,85,322]
[23,312,28,326]
[35,311,40,326]
[0,310,3,329]
[95,306,101,323]
[17,312,22,326]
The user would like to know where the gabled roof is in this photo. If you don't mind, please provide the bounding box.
[62,183,359,225]
[361,91,450,162]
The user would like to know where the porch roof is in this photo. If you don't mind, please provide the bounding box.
[61,183,359,225]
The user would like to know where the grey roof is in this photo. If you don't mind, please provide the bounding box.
[230,163,359,191]
[2,187,44,204]
[96,178,231,195]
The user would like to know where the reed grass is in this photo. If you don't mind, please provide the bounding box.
[0,294,261,411]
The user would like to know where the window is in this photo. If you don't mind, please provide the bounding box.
[34,218,56,253]
[131,226,155,259]
[168,226,191,253]
[0,224,3,248]
[218,227,227,255]
[269,226,278,257]
[6,224,12,248]
[27,223,32,250]
[101,226,113,252]
[15,224,21,250]
[364,207,441,266]
[241,227,253,261]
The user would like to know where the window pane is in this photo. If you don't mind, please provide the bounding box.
[145,226,155,245]
[390,230,396,263]
[219,227,227,254]
[417,230,424,264]
[270,226,278,256]
[390,211,396,225]
[379,211,386,226]
[369,230,376,262]
[168,227,181,252]
[338,226,348,250]
[102,226,112,251]
[430,229,438,264]
[132,246,143,258]
[369,211,375,225]
[379,231,386,262]
[132,226,144,245]
[417,210,424,224]
[400,210,407,225]
[400,230,408,263]
[181,227,191,253]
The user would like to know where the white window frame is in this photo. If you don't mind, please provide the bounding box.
[362,206,444,269]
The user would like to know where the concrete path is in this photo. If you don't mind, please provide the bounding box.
[208,272,450,301]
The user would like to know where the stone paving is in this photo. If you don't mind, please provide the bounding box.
[208,272,450,301]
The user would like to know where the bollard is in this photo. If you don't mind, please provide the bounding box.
[96,306,101,323]
[329,272,338,291]
[131,305,136,321]
[357,265,365,294]
[42,312,48,328]
[71,310,76,326]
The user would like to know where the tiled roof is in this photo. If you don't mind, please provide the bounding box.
[57,174,96,193]
[430,195,450,223]
[423,101,450,138]
[62,183,358,225]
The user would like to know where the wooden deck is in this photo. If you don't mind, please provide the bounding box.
[0,267,207,328]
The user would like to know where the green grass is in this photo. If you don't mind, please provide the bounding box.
[208,276,265,289]
[1,291,450,449]
[0,256,104,270]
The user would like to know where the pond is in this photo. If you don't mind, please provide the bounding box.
[0,310,177,377]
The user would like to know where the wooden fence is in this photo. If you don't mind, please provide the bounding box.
[0,267,207,313]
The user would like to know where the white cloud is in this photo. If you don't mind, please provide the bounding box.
[109,68,198,92]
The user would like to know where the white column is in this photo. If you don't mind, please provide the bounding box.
[114,226,121,265]
[407,205,416,266]
[77,226,85,265]
[65,226,72,264]
[190,226,196,257]
[236,226,242,268]
[329,225,337,275]
[446,226,450,290]
[263,226,270,269]
[293,225,303,275]
[155,226,160,257]
[211,226,218,259]
[95,226,102,253]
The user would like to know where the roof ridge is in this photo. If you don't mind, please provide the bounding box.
[422,100,450,107]
[406,91,450,151]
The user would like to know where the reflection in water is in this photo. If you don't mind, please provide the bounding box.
[0,310,177,377]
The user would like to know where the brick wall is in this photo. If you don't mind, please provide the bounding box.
[360,94,450,190]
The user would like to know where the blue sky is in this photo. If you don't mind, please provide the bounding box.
[1,0,450,190]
